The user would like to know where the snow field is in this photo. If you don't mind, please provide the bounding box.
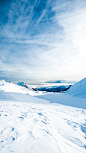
[0,79,86,153]
[0,100,86,153]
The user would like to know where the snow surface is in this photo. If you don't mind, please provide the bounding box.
[0,79,86,153]
[36,92,86,109]
[67,78,86,98]
[0,80,43,96]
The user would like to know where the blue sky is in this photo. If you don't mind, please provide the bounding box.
[0,0,86,83]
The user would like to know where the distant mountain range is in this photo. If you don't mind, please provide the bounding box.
[17,82,72,92]
[0,77,86,97]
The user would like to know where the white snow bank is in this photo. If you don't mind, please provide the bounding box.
[0,90,49,104]
[0,80,30,94]
[67,78,86,98]
[0,80,43,96]
[37,92,86,109]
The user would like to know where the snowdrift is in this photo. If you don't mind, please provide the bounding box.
[67,78,86,98]
[0,80,29,94]
[0,80,43,96]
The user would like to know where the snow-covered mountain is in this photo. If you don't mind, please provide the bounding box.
[19,82,72,92]
[30,85,71,92]
[0,80,43,96]
[67,77,86,98]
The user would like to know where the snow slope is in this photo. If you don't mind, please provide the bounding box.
[0,80,43,96]
[0,80,32,94]
[0,79,86,153]
[67,78,86,98]
[37,92,86,109]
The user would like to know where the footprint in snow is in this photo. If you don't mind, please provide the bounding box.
[12,127,14,131]
[5,114,7,116]
[12,137,15,141]
[38,112,43,116]
[81,124,86,134]
[19,116,24,119]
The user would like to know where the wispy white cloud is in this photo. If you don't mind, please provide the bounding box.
[0,0,86,83]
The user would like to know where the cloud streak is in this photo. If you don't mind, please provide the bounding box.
[0,0,86,83]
